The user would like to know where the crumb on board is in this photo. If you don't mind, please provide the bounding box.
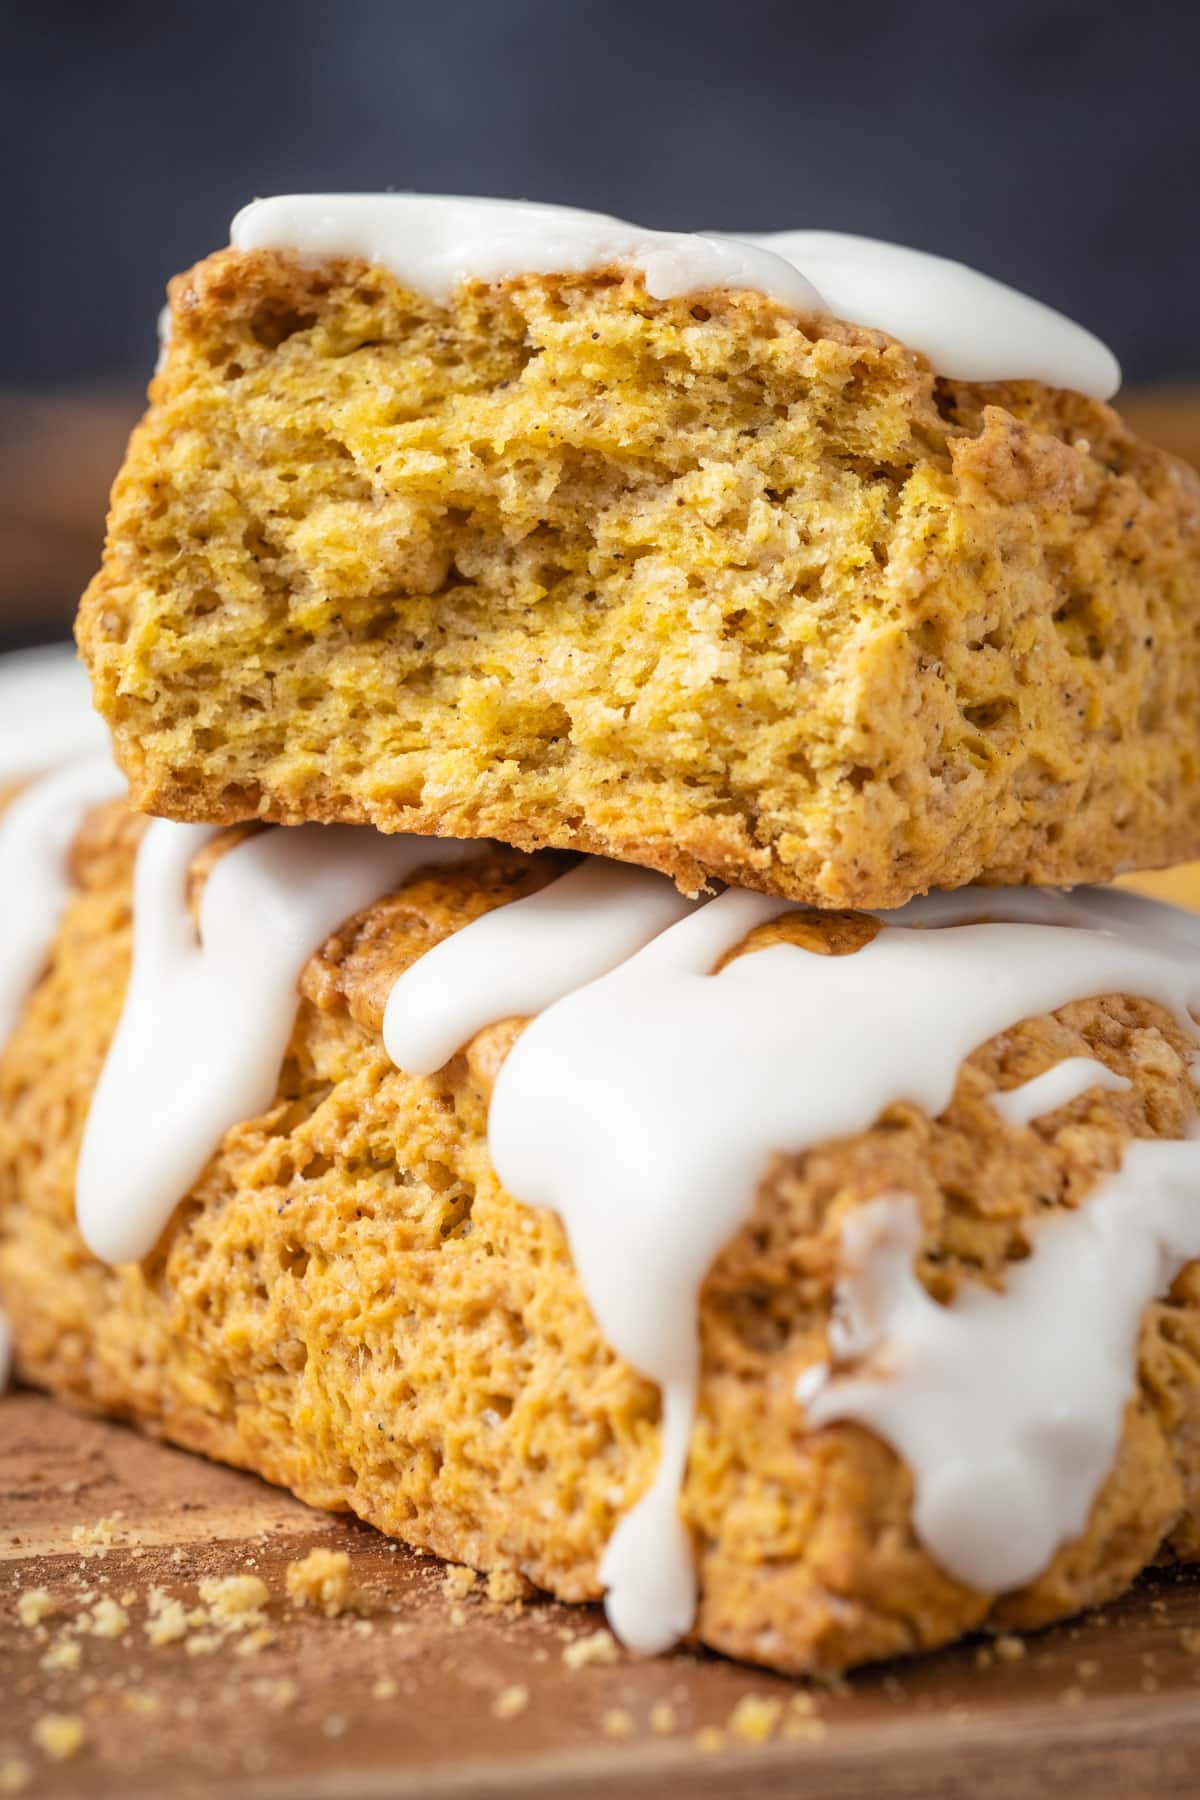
[441,1564,477,1602]
[649,1701,677,1735]
[695,1726,725,1755]
[121,1692,162,1718]
[31,1714,86,1761]
[994,1634,1027,1663]
[39,1640,82,1674]
[0,1759,32,1795]
[1181,1627,1200,1655]
[249,1677,300,1713]
[144,1588,189,1647]
[485,1568,532,1605]
[492,1684,530,1721]
[372,1678,399,1701]
[562,1627,619,1670]
[728,1693,784,1744]
[15,1589,58,1629]
[198,1574,270,1619]
[601,1708,634,1740]
[286,1548,358,1616]
[71,1513,127,1556]
[87,1596,130,1639]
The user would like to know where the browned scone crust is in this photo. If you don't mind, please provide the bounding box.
[77,250,1200,908]
[3,804,1200,1675]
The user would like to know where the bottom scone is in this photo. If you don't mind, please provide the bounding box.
[3,783,1200,1676]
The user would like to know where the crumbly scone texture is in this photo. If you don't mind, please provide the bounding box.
[77,251,1200,908]
[3,805,1200,1675]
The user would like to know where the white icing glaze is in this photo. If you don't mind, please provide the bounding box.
[990,1057,1130,1129]
[0,644,110,779]
[486,886,1200,1649]
[228,194,1119,398]
[76,822,484,1264]
[231,194,822,312]
[383,857,696,1077]
[0,755,126,1048]
[802,1149,1200,1590]
[752,231,1120,399]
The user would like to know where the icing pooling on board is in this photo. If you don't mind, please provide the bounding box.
[990,1056,1131,1129]
[480,886,1200,1650]
[76,821,485,1264]
[229,194,1119,398]
[802,1147,1200,1590]
[0,755,126,1047]
[383,857,696,1076]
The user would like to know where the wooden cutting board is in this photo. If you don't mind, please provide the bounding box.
[2,1393,1199,1797]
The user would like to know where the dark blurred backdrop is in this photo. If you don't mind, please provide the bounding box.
[2,0,1198,646]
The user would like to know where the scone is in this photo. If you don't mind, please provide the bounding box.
[4,781,1200,1677]
[76,197,1200,909]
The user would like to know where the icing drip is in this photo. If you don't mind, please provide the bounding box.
[229,194,1119,398]
[751,231,1120,399]
[0,755,126,1047]
[76,822,483,1264]
[0,646,110,779]
[802,1149,1200,1590]
[990,1057,1131,1129]
[383,857,696,1077]
[484,886,1200,1649]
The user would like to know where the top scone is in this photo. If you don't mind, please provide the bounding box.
[77,198,1200,908]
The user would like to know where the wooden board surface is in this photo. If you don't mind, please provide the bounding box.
[2,1393,1200,1797]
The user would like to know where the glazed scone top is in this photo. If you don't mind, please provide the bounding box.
[231,193,1121,397]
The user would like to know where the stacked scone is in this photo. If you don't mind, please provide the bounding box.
[4,196,1200,1675]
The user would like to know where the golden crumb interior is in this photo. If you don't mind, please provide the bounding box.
[78,251,1200,906]
[3,803,1200,1674]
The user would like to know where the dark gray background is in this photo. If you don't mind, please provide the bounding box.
[4,0,1198,386]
